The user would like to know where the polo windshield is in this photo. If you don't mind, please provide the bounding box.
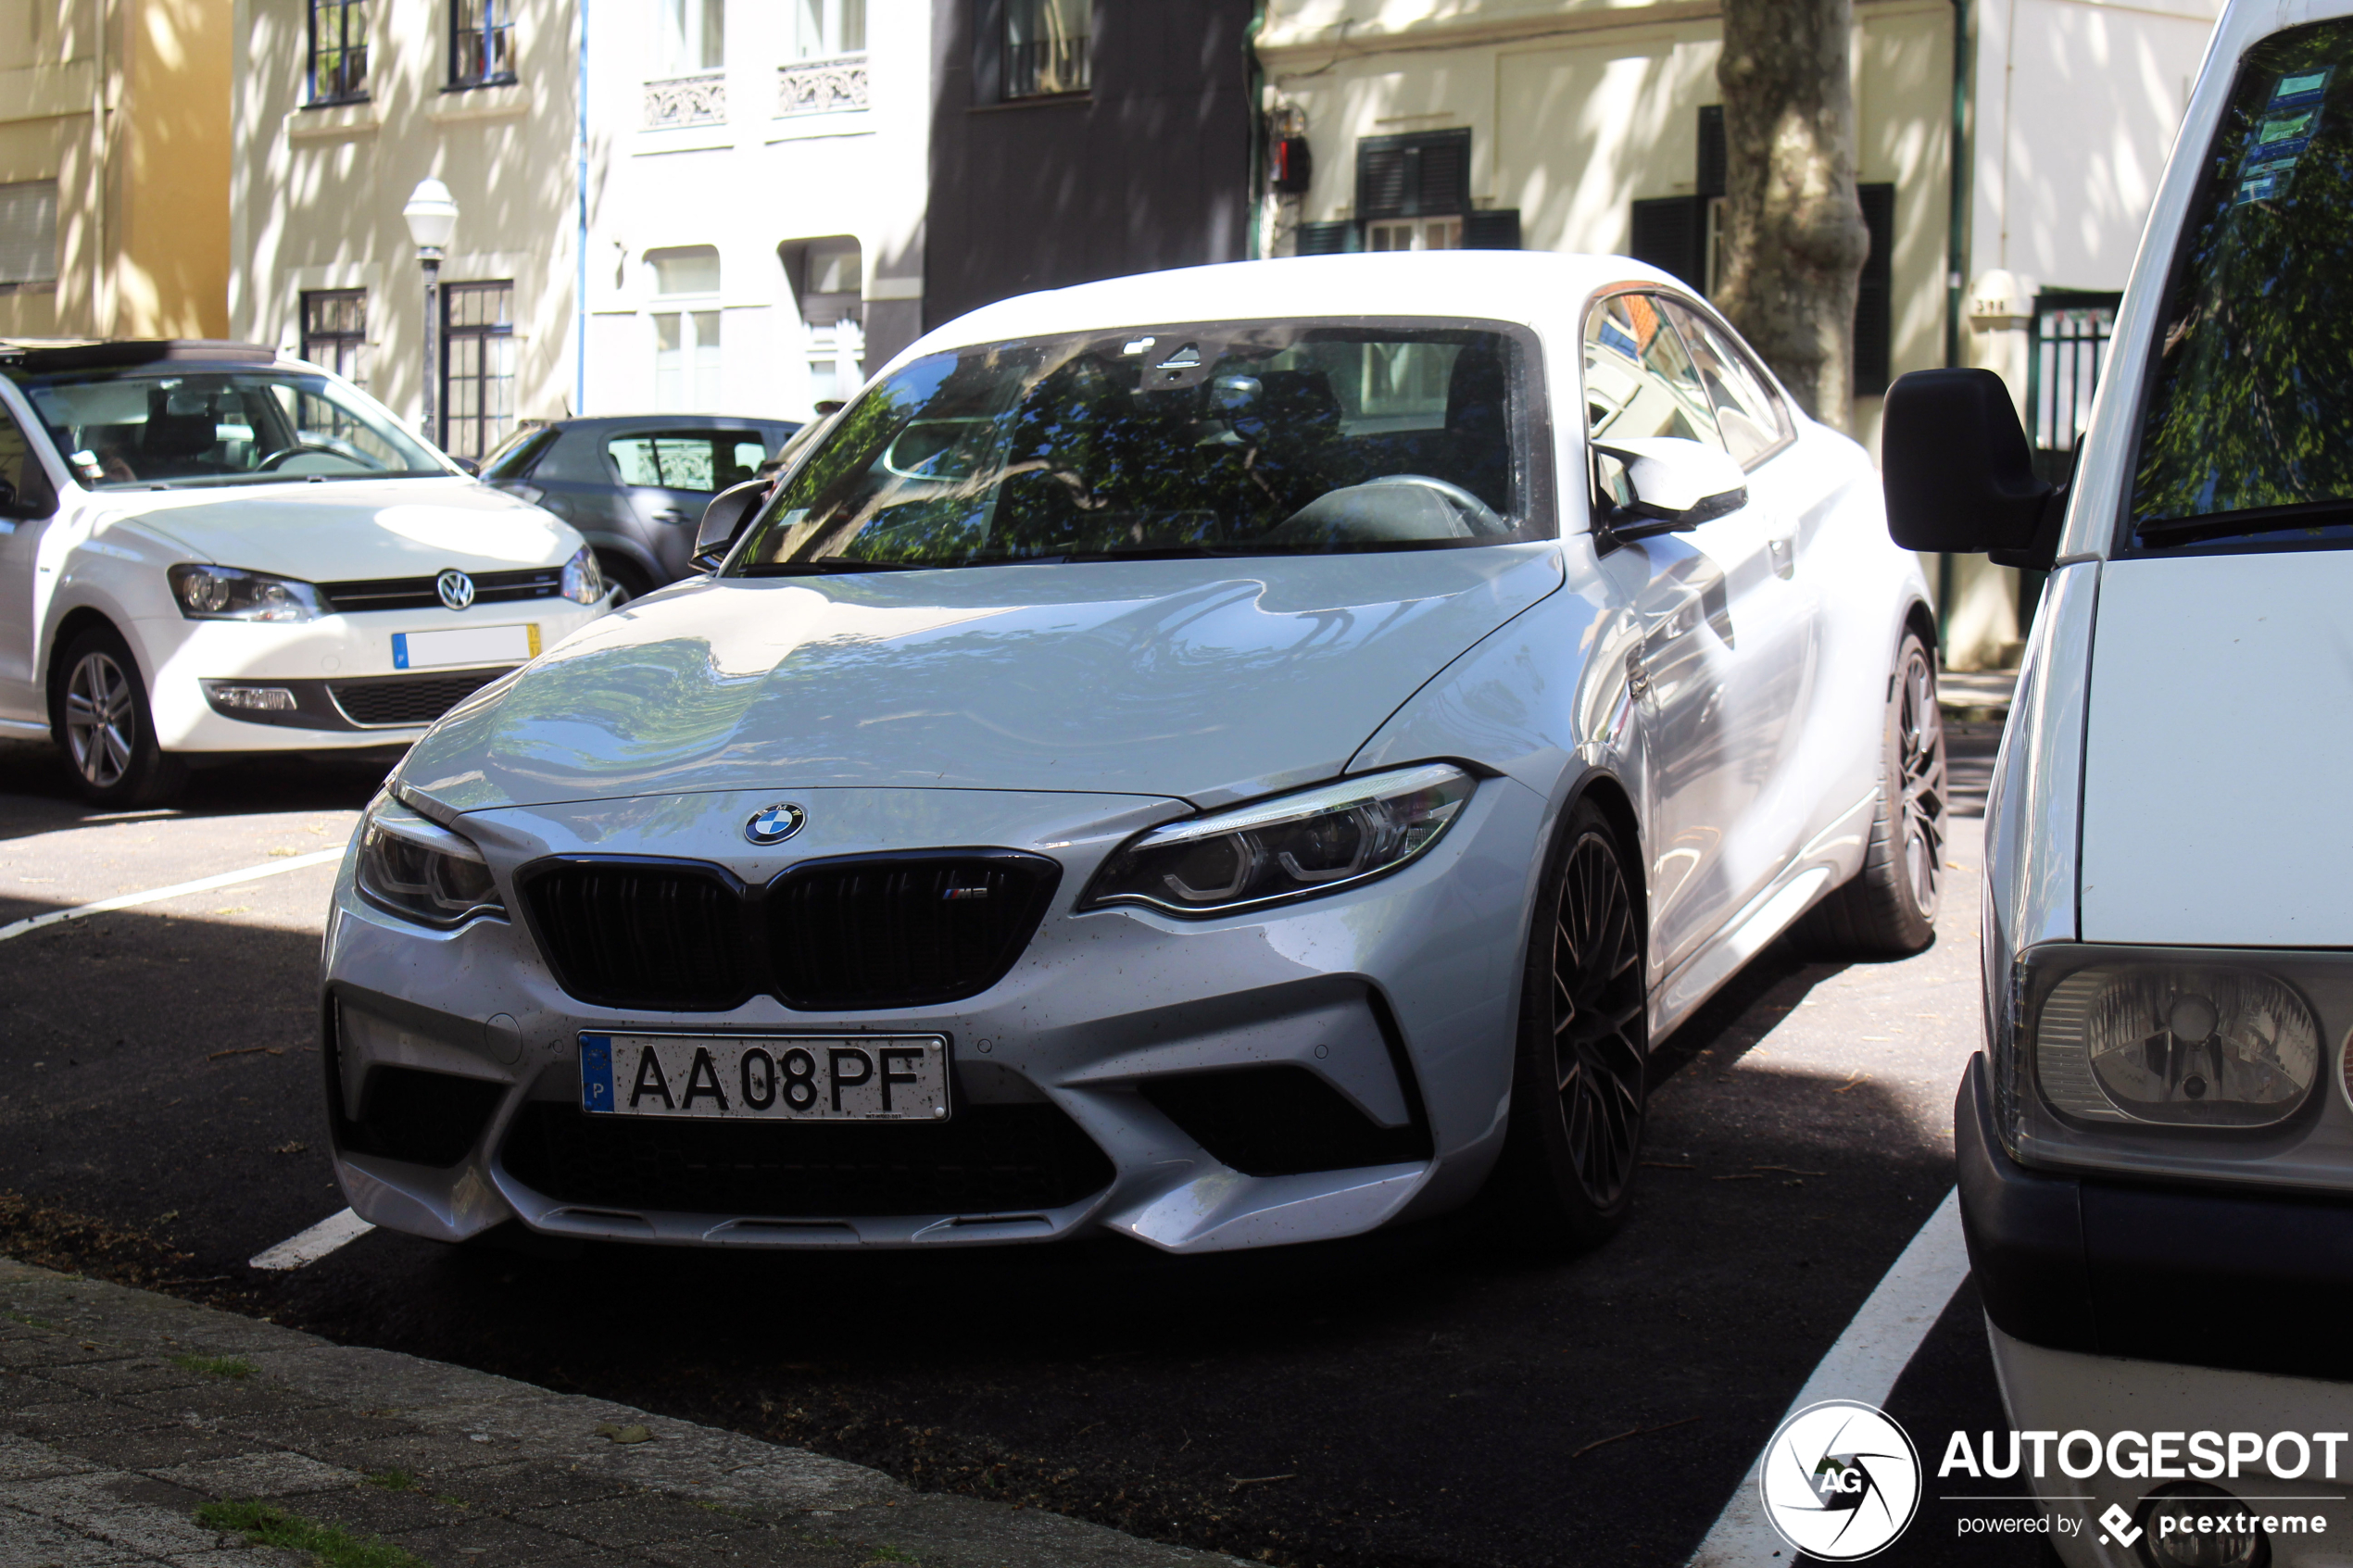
[2132,21,2353,548]
[727,320,1539,573]
[17,367,445,489]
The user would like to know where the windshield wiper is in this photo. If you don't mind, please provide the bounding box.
[2136,497,2353,547]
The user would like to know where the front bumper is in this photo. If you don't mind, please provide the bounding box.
[132,598,609,752]
[321,776,1549,1252]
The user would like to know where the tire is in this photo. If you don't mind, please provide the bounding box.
[598,554,652,608]
[1792,628,1946,958]
[1487,798,1649,1252]
[51,625,188,808]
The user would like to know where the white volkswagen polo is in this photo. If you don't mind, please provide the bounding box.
[0,339,610,804]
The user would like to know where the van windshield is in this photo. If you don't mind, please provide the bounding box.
[2133,22,2353,548]
[725,320,1541,574]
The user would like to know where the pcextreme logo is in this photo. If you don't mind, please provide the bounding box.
[1758,1400,1923,1561]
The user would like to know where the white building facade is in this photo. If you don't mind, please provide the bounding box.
[582,0,930,423]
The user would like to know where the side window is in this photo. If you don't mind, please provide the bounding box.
[1660,298,1793,468]
[608,433,759,493]
[1583,292,1726,506]
[0,405,55,513]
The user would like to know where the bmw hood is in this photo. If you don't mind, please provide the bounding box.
[2079,550,2353,946]
[102,477,579,583]
[398,544,1566,813]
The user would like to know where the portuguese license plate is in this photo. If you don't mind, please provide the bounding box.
[579,1033,950,1122]
[392,622,540,670]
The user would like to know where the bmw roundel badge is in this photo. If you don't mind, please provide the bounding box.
[745,802,808,845]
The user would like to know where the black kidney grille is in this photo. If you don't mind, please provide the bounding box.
[328,670,505,728]
[769,856,1058,1010]
[523,862,752,1010]
[500,1099,1114,1218]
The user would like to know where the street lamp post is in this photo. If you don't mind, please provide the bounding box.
[400,178,459,449]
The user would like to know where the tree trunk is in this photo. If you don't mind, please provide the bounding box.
[1715,0,1871,431]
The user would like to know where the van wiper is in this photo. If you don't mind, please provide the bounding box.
[2136,497,2353,546]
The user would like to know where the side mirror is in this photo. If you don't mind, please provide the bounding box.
[453,457,482,477]
[1881,368,2063,569]
[691,478,770,571]
[1593,436,1749,542]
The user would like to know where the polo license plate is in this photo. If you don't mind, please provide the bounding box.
[579,1033,950,1122]
[393,622,540,670]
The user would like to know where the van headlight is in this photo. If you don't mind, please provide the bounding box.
[1079,762,1474,918]
[1998,946,2337,1185]
[168,563,326,622]
[560,546,604,605]
[356,797,504,929]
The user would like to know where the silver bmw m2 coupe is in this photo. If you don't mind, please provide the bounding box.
[322,252,1942,1255]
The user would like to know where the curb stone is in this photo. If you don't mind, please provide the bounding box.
[0,1257,1246,1568]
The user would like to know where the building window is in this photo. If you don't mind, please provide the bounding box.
[0,181,59,294]
[441,281,514,461]
[658,0,724,75]
[1854,183,1896,396]
[308,0,370,104]
[648,247,722,412]
[795,0,865,57]
[1366,218,1461,252]
[792,239,862,406]
[450,0,516,88]
[1004,0,1088,99]
[300,290,368,385]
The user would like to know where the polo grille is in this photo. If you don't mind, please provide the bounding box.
[518,851,1060,1013]
[327,670,506,728]
[320,566,562,614]
[499,1100,1114,1218]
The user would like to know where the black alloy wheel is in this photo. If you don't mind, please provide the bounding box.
[1791,628,1946,957]
[1491,798,1648,1250]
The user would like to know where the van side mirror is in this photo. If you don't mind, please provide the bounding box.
[1592,436,1749,543]
[691,478,770,571]
[1882,368,2064,569]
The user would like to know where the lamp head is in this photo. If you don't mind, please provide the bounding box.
[402,177,459,254]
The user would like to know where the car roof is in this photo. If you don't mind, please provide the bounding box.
[0,339,280,375]
[903,251,1680,361]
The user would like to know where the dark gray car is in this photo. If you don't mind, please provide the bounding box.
[478,415,799,600]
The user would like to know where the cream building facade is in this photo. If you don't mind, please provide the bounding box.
[581,0,930,423]
[1255,0,2218,667]
[230,0,579,461]
[0,0,233,341]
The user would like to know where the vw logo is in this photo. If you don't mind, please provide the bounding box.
[745,802,807,845]
[435,569,476,612]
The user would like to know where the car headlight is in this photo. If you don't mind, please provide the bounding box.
[560,545,603,605]
[1997,945,2343,1186]
[1080,762,1475,918]
[167,563,326,622]
[355,797,504,928]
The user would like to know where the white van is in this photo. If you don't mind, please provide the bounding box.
[1886,5,2353,1562]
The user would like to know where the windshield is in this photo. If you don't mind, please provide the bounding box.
[15,366,445,490]
[726,319,1542,573]
[2131,21,2353,548]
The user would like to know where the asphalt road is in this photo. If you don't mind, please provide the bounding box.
[0,724,2029,1568]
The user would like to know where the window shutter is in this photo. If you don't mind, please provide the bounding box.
[1358,144,1409,220]
[1697,106,1727,199]
[1356,129,1472,219]
[1463,208,1521,250]
[1854,182,1895,395]
[1629,196,1707,292]
[1294,220,1358,256]
[1417,135,1466,215]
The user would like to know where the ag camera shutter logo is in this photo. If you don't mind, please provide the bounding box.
[1759,1400,1922,1561]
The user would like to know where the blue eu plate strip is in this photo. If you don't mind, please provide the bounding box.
[391,633,410,671]
[580,1035,614,1112]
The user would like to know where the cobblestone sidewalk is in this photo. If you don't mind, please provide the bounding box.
[0,1257,1239,1568]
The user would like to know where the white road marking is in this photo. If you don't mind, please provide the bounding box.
[1685,1185,1970,1566]
[0,847,346,944]
[249,1208,376,1271]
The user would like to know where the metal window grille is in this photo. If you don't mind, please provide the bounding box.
[300,290,367,387]
[0,181,58,290]
[441,281,515,461]
[308,0,370,104]
[1004,0,1088,98]
[2026,291,2121,485]
[450,0,515,87]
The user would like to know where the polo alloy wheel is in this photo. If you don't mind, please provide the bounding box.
[65,649,135,791]
[1894,641,1947,919]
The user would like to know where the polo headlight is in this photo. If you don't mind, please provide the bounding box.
[1080,762,1474,918]
[560,545,603,605]
[2000,947,2338,1186]
[355,797,504,929]
[168,563,326,622]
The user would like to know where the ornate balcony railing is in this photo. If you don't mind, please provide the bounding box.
[644,71,726,129]
[777,54,869,117]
